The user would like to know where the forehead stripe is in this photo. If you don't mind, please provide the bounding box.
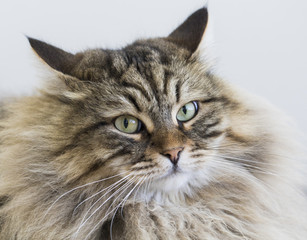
[126,94,142,112]
[175,80,181,103]
[121,81,151,102]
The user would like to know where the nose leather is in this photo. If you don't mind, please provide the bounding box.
[161,147,184,165]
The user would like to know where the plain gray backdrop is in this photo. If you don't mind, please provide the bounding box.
[0,0,306,142]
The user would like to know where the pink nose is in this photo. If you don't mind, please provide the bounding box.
[161,147,184,165]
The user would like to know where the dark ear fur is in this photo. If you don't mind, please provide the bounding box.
[167,7,208,55]
[27,37,82,75]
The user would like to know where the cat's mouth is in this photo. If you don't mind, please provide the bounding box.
[170,164,181,174]
[147,167,191,194]
[157,165,184,181]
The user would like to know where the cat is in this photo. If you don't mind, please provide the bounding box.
[0,7,306,240]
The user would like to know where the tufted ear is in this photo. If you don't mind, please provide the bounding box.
[27,37,82,75]
[166,7,208,56]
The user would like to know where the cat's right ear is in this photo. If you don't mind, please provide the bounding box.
[27,37,82,76]
[27,37,88,100]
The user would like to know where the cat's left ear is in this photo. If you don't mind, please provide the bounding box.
[166,7,208,56]
[27,37,83,76]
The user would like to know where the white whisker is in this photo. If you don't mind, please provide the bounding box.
[209,157,278,197]
[43,171,129,219]
[73,173,132,215]
[218,154,278,166]
[131,175,148,207]
[110,176,145,240]
[121,175,147,218]
[75,176,136,239]
[212,154,279,176]
[83,177,138,240]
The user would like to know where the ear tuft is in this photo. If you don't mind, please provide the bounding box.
[167,7,209,55]
[27,37,79,75]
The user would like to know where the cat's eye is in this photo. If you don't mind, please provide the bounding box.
[176,101,198,122]
[114,115,142,134]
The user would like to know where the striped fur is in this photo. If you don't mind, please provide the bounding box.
[0,8,306,240]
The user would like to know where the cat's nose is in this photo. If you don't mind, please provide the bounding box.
[161,147,184,165]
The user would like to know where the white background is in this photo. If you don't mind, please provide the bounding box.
[0,0,306,142]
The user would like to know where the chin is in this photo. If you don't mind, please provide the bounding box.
[137,167,211,204]
[154,170,191,193]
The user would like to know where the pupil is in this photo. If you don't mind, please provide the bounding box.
[123,118,129,128]
[182,105,187,115]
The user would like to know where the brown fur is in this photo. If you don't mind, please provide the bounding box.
[0,8,306,240]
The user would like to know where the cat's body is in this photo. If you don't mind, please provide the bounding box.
[0,8,306,240]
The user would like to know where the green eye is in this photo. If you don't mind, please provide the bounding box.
[114,115,141,134]
[176,101,198,122]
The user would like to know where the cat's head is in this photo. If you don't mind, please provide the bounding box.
[26,8,267,201]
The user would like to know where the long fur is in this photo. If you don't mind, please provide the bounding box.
[0,8,306,240]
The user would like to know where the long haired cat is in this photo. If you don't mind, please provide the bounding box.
[0,7,306,240]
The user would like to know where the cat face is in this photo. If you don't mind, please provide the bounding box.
[49,44,230,198]
[27,8,260,201]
